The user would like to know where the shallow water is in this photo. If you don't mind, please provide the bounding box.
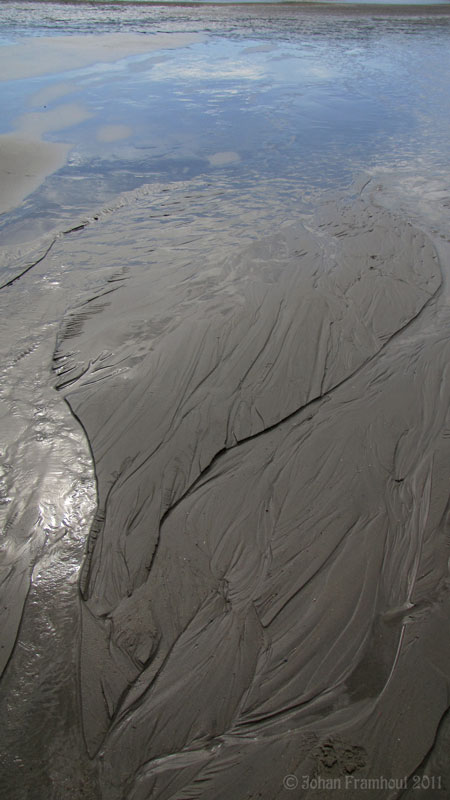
[1,3,450,245]
[1,3,450,799]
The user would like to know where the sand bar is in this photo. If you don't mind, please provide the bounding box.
[0,32,203,82]
[0,135,70,215]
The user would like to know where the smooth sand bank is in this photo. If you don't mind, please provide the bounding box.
[0,108,92,215]
[0,134,70,215]
[0,103,93,214]
[0,32,203,82]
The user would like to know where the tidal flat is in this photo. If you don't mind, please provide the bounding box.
[1,2,450,798]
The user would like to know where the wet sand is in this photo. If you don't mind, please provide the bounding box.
[0,135,71,215]
[48,186,449,799]
[2,173,449,798]
[0,32,205,82]
[1,10,450,800]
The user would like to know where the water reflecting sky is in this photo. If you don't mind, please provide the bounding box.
[0,3,450,242]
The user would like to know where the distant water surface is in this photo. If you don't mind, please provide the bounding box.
[0,1,450,244]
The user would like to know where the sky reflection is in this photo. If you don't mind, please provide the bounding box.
[0,7,449,242]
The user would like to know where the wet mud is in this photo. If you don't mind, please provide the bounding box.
[35,185,449,798]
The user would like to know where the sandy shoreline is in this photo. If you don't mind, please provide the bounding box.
[1,10,450,800]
